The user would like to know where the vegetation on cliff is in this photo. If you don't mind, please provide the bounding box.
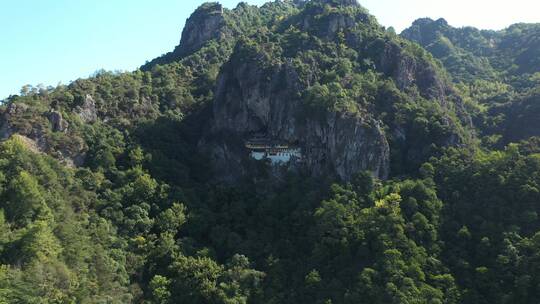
[0,1,539,303]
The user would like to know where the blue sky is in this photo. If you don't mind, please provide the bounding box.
[1,0,538,99]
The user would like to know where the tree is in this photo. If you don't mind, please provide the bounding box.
[4,171,45,226]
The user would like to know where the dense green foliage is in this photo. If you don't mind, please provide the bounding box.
[0,1,539,303]
[402,18,540,148]
[402,19,540,84]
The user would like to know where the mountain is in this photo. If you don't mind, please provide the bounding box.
[401,18,540,83]
[402,18,540,147]
[2,0,472,181]
[201,0,473,181]
[0,1,540,303]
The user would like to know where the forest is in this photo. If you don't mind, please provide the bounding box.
[0,0,539,303]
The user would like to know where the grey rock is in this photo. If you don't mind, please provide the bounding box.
[177,3,227,56]
[77,94,98,123]
[0,121,13,140]
[6,102,28,115]
[0,102,87,167]
[49,110,69,132]
[0,103,29,139]
[379,41,448,102]
[300,3,369,40]
[206,50,390,181]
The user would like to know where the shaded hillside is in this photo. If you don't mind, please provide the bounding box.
[198,0,472,180]
[402,18,540,84]
[1,1,540,303]
[402,18,540,146]
[2,0,472,181]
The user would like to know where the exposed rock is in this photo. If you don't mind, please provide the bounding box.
[77,94,98,123]
[177,3,228,57]
[6,102,29,115]
[11,134,43,154]
[204,49,390,181]
[378,41,448,102]
[0,101,87,167]
[11,133,85,168]
[141,2,234,69]
[0,103,29,139]
[401,18,450,46]
[322,13,357,38]
[300,1,370,40]
[49,110,69,132]
[57,149,86,168]
[0,117,13,140]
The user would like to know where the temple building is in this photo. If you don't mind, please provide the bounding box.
[245,136,302,164]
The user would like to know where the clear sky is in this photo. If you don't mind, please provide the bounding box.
[1,0,538,99]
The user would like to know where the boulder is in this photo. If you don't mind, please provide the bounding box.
[49,111,69,132]
[77,94,98,123]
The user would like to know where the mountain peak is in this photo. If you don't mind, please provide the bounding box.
[412,17,448,27]
[177,2,227,56]
[194,2,224,14]
[435,18,449,26]
[317,0,360,7]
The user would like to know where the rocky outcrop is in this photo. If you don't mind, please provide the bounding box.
[300,0,371,40]
[0,103,29,140]
[378,41,449,102]
[0,122,11,141]
[204,49,390,181]
[11,134,43,155]
[378,39,475,134]
[176,3,228,57]
[49,111,69,132]
[77,94,98,123]
[0,101,86,167]
[297,3,454,106]
[141,3,231,69]
[401,18,450,47]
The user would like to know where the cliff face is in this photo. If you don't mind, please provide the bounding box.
[298,3,456,105]
[378,41,448,101]
[142,3,232,68]
[192,0,472,182]
[401,18,540,147]
[176,3,228,57]
[298,0,371,41]
[401,18,453,48]
[0,1,470,183]
[204,47,390,181]
[0,102,87,167]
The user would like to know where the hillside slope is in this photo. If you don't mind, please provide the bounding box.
[402,19,540,146]
[0,1,539,303]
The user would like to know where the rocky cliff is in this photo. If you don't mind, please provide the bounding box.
[0,1,472,183]
[176,3,228,57]
[142,2,231,68]
[0,96,96,167]
[204,47,390,181]
[192,1,471,182]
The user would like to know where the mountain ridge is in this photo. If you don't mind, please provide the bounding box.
[0,1,539,303]
[401,17,540,147]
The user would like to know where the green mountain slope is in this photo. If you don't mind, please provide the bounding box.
[402,18,540,147]
[401,18,540,83]
[0,1,539,303]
